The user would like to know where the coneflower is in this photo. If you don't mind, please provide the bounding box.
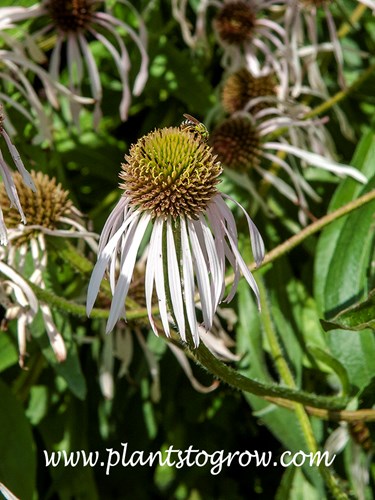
[0,169,98,366]
[0,0,148,124]
[210,112,367,223]
[87,120,264,348]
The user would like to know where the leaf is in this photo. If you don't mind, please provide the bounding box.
[0,332,18,373]
[30,311,87,400]
[314,131,375,394]
[307,345,350,396]
[320,289,375,332]
[0,380,36,500]
[314,132,375,317]
[236,281,324,494]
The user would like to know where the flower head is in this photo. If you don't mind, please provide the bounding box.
[214,1,257,45]
[0,0,148,124]
[87,120,264,348]
[222,68,277,114]
[0,169,98,366]
[210,111,367,223]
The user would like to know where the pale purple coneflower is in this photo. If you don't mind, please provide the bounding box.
[0,0,148,125]
[87,121,264,348]
[210,110,367,224]
[220,64,354,141]
[0,43,94,135]
[284,0,375,92]
[0,170,98,366]
[212,0,289,90]
[0,48,53,144]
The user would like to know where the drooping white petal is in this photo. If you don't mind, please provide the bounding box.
[207,200,240,304]
[0,153,27,224]
[89,26,131,121]
[194,215,223,311]
[180,216,199,346]
[219,194,265,267]
[40,303,67,362]
[107,212,150,332]
[166,219,186,341]
[145,221,161,335]
[221,222,261,310]
[168,343,219,393]
[153,218,170,337]
[187,218,213,330]
[0,207,8,245]
[86,207,138,315]
[199,328,240,362]
[78,33,102,126]
[0,261,38,314]
[264,142,368,184]
[135,329,161,402]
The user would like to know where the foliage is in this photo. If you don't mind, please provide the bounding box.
[0,1,374,499]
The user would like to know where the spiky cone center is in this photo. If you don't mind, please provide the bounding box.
[214,1,257,45]
[222,69,276,114]
[210,117,261,173]
[119,127,222,219]
[45,0,94,33]
[0,170,73,246]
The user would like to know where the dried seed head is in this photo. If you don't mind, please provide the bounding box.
[119,126,222,219]
[222,69,276,114]
[210,116,261,172]
[0,170,72,245]
[45,0,94,33]
[214,1,257,45]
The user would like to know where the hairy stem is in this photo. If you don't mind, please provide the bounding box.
[258,278,347,499]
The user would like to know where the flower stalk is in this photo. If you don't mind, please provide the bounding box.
[258,278,348,500]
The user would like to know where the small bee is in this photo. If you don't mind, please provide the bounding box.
[181,113,209,141]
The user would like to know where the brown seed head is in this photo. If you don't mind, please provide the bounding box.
[119,126,222,219]
[222,69,276,114]
[45,0,94,33]
[0,170,73,245]
[210,116,261,172]
[214,1,257,45]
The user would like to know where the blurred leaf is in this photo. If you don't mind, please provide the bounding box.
[266,259,303,380]
[236,281,324,494]
[320,289,375,332]
[0,380,36,500]
[38,396,99,500]
[0,332,18,373]
[30,311,87,400]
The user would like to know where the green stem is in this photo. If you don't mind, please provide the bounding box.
[258,278,347,499]
[191,342,347,409]
[250,189,375,272]
[337,3,368,38]
[13,351,45,402]
[304,63,375,121]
